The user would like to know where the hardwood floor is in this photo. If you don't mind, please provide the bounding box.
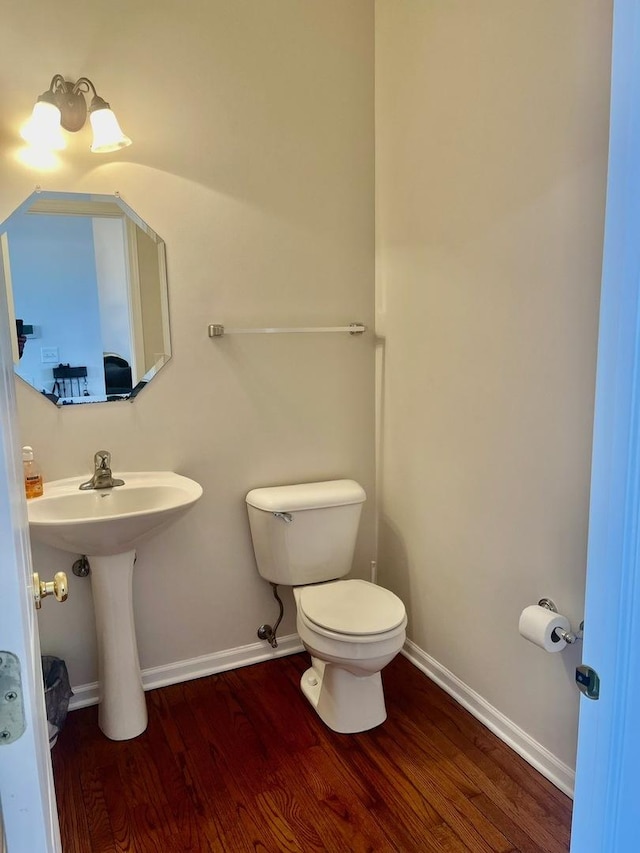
[52,654,572,852]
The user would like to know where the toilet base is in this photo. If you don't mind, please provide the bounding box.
[300,658,387,733]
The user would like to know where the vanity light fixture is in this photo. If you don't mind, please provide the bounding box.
[21,75,132,153]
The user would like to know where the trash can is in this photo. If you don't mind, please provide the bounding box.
[42,656,73,748]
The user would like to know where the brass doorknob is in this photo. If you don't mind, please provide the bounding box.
[33,571,68,610]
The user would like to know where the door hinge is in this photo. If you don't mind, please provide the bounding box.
[575,664,600,700]
[0,652,26,745]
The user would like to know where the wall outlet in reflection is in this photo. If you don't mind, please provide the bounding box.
[40,346,59,364]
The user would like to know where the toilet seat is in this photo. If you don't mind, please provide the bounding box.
[297,579,406,637]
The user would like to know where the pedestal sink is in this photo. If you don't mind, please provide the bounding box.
[27,471,203,740]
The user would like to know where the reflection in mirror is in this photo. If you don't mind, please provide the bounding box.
[1,191,170,405]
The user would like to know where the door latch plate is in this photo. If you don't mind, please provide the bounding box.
[575,664,600,700]
[0,652,26,745]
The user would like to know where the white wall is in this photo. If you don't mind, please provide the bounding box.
[375,0,612,772]
[0,0,375,688]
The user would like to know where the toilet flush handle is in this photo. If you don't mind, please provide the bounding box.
[273,512,293,523]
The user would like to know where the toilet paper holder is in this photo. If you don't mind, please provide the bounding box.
[538,598,583,645]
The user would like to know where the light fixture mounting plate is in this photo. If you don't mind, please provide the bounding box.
[53,81,87,133]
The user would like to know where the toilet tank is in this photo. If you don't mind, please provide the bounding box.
[245,480,366,585]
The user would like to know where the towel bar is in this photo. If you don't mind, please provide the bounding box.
[208,322,366,338]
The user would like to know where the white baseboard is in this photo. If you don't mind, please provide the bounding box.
[68,633,304,711]
[402,639,575,799]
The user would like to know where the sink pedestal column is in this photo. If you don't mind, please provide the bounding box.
[88,550,147,740]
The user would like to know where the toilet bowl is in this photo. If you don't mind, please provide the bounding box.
[294,580,406,732]
[246,479,407,734]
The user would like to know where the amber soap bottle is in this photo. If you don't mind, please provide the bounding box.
[23,445,44,499]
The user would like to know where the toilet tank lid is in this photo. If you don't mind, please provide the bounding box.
[246,479,366,512]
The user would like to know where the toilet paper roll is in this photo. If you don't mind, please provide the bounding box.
[518,604,571,652]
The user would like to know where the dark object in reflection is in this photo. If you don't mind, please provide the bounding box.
[104,354,133,396]
[16,319,27,359]
[52,363,88,398]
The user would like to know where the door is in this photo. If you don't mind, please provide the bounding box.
[571,0,640,850]
[0,235,60,850]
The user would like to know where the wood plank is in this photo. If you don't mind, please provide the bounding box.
[51,744,91,852]
[384,699,560,853]
[361,723,516,852]
[385,660,572,848]
[266,745,397,852]
[320,727,468,852]
[78,764,116,852]
[387,662,572,818]
[138,690,217,851]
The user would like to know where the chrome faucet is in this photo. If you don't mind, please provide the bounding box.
[79,451,125,490]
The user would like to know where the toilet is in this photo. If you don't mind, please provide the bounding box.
[246,479,407,733]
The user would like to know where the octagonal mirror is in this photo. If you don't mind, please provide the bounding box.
[0,191,170,405]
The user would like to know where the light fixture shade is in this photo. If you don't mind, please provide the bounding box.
[89,107,132,153]
[20,101,66,150]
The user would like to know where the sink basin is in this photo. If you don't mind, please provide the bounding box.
[28,471,203,556]
[27,470,203,741]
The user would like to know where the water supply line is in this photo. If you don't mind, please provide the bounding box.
[257,583,284,648]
